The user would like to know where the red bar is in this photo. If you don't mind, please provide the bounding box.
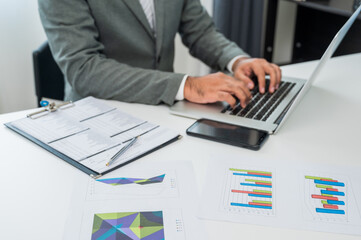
[232,190,272,196]
[247,172,272,177]
[249,202,272,207]
[311,194,338,201]
[326,188,338,192]
[323,204,339,209]
[255,182,272,186]
[321,179,338,182]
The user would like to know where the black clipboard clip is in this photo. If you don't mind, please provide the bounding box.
[27,101,74,119]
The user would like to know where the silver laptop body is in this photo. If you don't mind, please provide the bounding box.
[170,4,361,134]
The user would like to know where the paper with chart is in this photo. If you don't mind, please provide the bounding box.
[7,97,179,174]
[221,168,275,216]
[303,174,348,222]
[199,156,361,235]
[63,161,205,240]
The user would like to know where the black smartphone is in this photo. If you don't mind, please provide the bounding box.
[186,119,269,150]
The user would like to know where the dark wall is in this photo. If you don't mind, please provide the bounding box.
[213,0,266,58]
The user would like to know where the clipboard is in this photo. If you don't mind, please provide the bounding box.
[4,97,181,179]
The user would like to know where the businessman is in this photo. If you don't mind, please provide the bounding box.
[39,0,281,108]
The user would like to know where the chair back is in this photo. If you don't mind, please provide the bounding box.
[33,42,64,106]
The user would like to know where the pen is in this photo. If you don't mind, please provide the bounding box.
[106,136,138,166]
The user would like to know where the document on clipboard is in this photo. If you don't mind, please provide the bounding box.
[4,97,181,178]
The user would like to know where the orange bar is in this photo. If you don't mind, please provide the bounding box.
[249,202,272,207]
[323,204,339,209]
[321,179,338,182]
[311,194,338,201]
[255,182,272,186]
[247,172,272,177]
[231,190,272,196]
[326,188,338,191]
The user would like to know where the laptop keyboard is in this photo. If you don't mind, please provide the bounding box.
[221,80,295,122]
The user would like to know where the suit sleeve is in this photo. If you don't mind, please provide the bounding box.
[38,0,184,105]
[179,0,250,71]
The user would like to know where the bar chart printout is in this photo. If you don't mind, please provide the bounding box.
[221,168,275,216]
[304,175,347,222]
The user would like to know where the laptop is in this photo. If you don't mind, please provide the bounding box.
[170,4,361,134]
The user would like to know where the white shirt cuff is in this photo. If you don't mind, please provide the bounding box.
[227,55,248,74]
[175,75,188,100]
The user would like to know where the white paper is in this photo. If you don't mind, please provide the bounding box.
[11,111,88,143]
[199,155,361,236]
[8,97,179,173]
[80,126,179,173]
[63,161,205,240]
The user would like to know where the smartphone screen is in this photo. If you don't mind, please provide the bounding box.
[186,119,269,150]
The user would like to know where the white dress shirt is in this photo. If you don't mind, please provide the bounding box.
[138,0,245,100]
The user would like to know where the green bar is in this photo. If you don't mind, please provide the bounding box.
[305,176,333,180]
[230,168,272,175]
[253,190,272,194]
[245,179,272,184]
[316,184,333,189]
[321,200,328,204]
[322,194,333,197]
[252,200,272,204]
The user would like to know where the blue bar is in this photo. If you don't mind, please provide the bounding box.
[231,203,272,209]
[241,183,272,188]
[314,180,345,187]
[233,173,272,179]
[321,190,345,196]
[248,194,272,198]
[327,200,345,205]
[316,208,345,215]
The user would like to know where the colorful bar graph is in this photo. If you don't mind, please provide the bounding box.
[305,175,347,217]
[228,168,274,212]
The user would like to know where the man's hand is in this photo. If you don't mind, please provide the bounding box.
[183,72,251,108]
[232,58,282,94]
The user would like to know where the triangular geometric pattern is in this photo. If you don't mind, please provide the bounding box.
[96,174,166,186]
[91,211,165,240]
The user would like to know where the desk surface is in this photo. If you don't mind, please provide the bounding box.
[1,53,361,240]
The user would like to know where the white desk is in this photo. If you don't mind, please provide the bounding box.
[1,53,361,240]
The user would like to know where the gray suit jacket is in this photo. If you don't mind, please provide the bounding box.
[39,0,248,105]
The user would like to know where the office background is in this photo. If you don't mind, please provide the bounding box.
[0,0,297,115]
[0,0,213,114]
[1,0,359,114]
